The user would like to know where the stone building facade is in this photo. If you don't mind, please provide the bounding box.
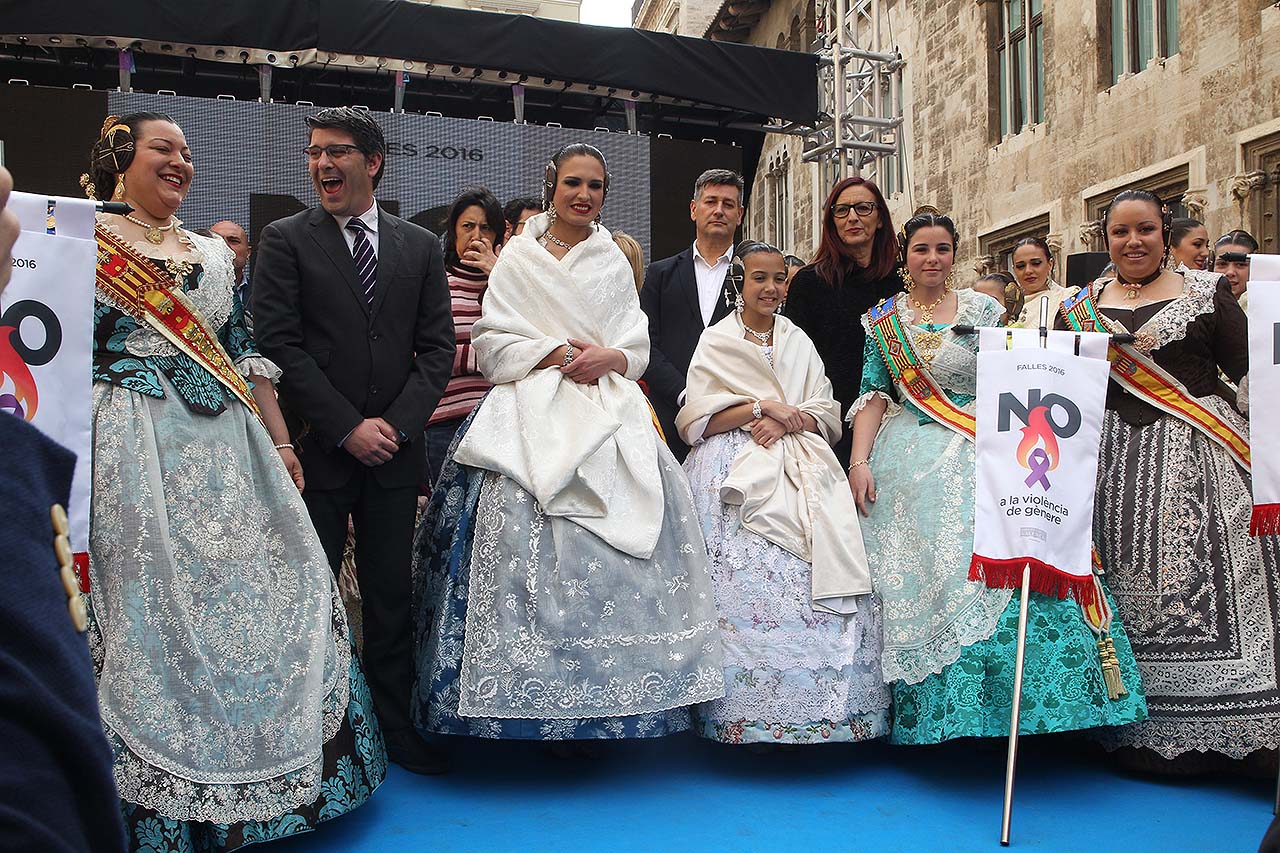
[635,0,1280,279]
[412,0,581,22]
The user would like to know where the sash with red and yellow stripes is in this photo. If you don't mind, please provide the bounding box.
[95,224,263,424]
[1061,285,1249,471]
[866,295,975,441]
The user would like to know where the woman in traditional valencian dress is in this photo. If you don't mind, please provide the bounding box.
[1057,190,1279,774]
[1008,236,1071,329]
[82,113,384,851]
[411,144,724,741]
[848,212,1147,744]
[677,244,890,745]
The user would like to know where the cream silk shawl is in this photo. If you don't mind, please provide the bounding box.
[675,313,872,614]
[452,213,664,558]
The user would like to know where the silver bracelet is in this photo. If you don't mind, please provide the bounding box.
[274,443,294,451]
[562,343,575,368]
[751,400,762,420]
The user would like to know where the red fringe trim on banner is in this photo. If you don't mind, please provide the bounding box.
[1251,504,1280,537]
[968,554,1097,608]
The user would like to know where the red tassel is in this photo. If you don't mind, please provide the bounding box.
[968,554,1097,608]
[1251,504,1280,537]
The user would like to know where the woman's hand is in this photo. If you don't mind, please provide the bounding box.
[278,446,305,492]
[750,416,788,448]
[563,338,627,384]
[758,400,805,433]
[849,464,875,517]
[461,237,498,275]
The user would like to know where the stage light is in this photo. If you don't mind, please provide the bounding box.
[49,36,61,44]
[161,44,172,52]
[355,55,366,64]
[215,49,226,58]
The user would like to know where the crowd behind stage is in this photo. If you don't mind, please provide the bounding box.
[0,104,1277,853]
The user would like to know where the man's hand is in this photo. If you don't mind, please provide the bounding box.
[342,418,400,466]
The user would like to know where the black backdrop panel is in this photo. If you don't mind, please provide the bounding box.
[648,137,744,263]
[0,86,108,198]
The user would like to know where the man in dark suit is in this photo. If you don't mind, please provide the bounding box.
[640,169,745,460]
[252,108,455,774]
[0,165,127,851]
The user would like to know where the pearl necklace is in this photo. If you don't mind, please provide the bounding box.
[742,321,773,345]
[123,212,178,245]
[539,230,574,251]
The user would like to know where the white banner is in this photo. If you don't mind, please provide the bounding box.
[1249,254,1280,535]
[1,192,97,563]
[969,327,1111,603]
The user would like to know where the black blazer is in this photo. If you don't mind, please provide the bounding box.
[640,246,735,458]
[0,415,126,852]
[252,205,455,491]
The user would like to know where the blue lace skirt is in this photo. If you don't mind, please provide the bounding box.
[890,589,1148,744]
[410,409,692,740]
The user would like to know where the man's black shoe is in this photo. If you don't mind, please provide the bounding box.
[384,729,449,775]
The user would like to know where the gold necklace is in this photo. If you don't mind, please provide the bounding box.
[910,290,947,324]
[908,291,948,367]
[123,212,177,245]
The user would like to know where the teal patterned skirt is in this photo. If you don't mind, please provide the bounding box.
[890,589,1148,744]
[119,649,386,852]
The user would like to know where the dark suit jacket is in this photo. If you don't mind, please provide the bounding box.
[640,246,735,458]
[251,205,455,491]
[0,415,126,852]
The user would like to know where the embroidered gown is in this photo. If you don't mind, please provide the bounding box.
[1066,270,1280,761]
[88,222,385,852]
[682,340,891,743]
[853,287,1147,744]
[411,216,724,740]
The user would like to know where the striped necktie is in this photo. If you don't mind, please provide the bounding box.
[346,219,377,307]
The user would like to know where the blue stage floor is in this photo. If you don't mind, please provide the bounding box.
[275,734,1272,852]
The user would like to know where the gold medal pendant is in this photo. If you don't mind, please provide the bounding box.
[145,227,164,245]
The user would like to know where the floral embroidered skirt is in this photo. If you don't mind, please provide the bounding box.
[411,408,724,740]
[890,589,1148,745]
[1089,413,1280,759]
[116,650,386,852]
[684,430,891,745]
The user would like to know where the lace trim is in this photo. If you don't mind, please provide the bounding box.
[1091,269,1217,354]
[1095,715,1280,760]
[124,326,179,358]
[846,389,899,427]
[706,677,891,725]
[721,625,863,673]
[236,354,283,383]
[882,586,1014,685]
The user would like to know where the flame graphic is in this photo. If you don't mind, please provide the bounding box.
[1015,405,1059,471]
[0,325,39,420]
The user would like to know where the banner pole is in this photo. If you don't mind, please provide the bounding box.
[1001,564,1032,846]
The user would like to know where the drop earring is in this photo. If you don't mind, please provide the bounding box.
[546,202,558,225]
[898,266,915,292]
[734,292,744,313]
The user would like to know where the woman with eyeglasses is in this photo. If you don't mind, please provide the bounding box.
[677,243,889,746]
[783,178,903,465]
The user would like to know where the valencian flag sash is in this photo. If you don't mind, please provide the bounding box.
[865,294,975,439]
[95,224,263,425]
[1247,255,1280,535]
[2,193,98,593]
[1062,284,1250,472]
[967,327,1111,607]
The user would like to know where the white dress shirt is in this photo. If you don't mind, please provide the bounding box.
[692,241,734,327]
[334,200,380,259]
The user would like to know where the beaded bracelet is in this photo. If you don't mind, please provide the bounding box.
[562,343,575,368]
[274,443,294,451]
[848,458,871,469]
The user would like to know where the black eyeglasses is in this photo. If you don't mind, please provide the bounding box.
[831,201,878,220]
[302,144,362,161]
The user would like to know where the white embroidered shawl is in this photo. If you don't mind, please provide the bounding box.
[675,313,873,614]
[452,213,664,558]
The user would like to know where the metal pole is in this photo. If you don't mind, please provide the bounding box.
[258,64,273,104]
[512,83,526,125]
[118,49,132,93]
[1000,566,1032,846]
[832,0,847,179]
[870,0,881,180]
[393,71,406,113]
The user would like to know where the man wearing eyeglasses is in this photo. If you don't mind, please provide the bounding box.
[252,107,454,776]
[640,169,745,461]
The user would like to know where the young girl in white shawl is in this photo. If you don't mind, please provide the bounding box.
[410,144,725,741]
[677,244,891,745]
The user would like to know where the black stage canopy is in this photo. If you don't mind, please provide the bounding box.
[0,0,818,125]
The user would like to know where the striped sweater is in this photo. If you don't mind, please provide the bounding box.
[428,266,491,426]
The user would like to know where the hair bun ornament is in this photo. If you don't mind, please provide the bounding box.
[93,119,136,176]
